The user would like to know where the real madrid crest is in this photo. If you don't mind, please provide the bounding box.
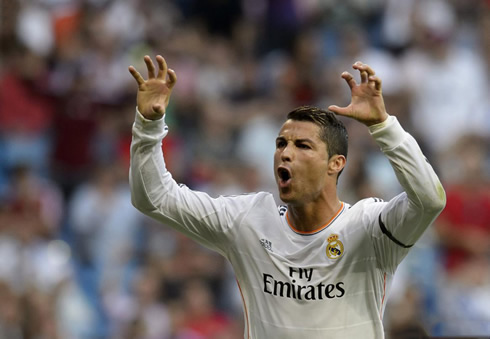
[326,234,344,259]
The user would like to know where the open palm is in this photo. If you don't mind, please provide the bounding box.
[329,62,388,126]
[128,55,177,120]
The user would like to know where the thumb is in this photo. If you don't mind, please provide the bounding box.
[328,105,350,117]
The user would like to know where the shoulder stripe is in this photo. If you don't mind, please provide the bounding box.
[378,214,413,248]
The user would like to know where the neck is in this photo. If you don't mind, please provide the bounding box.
[287,194,343,234]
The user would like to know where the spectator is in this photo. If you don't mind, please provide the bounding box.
[401,0,489,155]
[436,134,490,274]
[0,0,488,337]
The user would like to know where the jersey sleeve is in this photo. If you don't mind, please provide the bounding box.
[364,116,446,272]
[129,109,261,256]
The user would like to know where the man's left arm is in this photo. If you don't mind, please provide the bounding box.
[368,116,446,248]
[329,61,446,270]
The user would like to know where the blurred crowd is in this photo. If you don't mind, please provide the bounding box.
[0,0,489,338]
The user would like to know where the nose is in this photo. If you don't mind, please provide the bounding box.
[281,144,293,162]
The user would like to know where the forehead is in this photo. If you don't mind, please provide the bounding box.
[277,119,323,141]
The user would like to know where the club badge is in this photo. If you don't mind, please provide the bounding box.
[326,234,344,259]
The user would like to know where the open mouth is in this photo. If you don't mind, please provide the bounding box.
[277,167,292,184]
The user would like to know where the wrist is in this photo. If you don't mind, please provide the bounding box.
[368,115,406,151]
[142,113,164,121]
[136,108,164,123]
[137,107,164,121]
[365,112,389,127]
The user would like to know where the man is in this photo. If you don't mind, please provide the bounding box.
[128,55,446,338]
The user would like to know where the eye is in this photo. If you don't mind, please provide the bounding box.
[276,140,286,149]
[297,143,311,149]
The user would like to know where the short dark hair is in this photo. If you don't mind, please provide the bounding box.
[287,105,348,177]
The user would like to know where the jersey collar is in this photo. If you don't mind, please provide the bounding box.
[286,202,345,236]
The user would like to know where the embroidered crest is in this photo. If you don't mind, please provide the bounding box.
[326,234,344,259]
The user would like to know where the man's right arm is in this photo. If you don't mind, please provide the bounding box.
[128,56,253,255]
[130,108,260,256]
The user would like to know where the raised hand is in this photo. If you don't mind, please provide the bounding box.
[328,61,388,126]
[128,55,177,120]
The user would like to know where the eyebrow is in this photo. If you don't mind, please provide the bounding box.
[295,138,314,144]
[275,137,315,144]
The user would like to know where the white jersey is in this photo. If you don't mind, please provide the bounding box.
[130,110,445,339]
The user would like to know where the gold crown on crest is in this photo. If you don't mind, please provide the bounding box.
[327,234,339,243]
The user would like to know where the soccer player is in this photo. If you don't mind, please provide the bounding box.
[128,55,446,338]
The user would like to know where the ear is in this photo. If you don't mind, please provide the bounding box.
[327,155,346,176]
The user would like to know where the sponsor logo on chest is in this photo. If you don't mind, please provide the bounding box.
[262,267,345,300]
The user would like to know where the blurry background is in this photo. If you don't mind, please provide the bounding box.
[0,0,489,338]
